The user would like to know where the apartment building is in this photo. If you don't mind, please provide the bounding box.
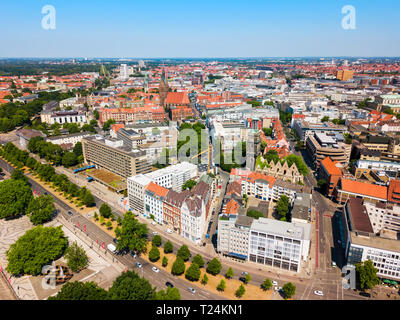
[342,198,400,281]
[319,157,343,196]
[145,162,198,191]
[116,128,147,149]
[46,132,93,148]
[306,132,351,168]
[217,215,253,260]
[334,178,388,204]
[363,201,400,235]
[144,182,168,224]
[355,159,400,179]
[163,190,191,234]
[82,136,152,179]
[128,174,153,215]
[181,195,206,245]
[293,120,347,141]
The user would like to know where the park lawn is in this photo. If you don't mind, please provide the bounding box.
[143,243,273,300]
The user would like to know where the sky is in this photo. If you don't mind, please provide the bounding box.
[0,0,399,58]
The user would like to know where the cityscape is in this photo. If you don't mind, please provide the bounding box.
[0,0,400,310]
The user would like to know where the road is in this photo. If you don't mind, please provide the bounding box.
[0,156,224,301]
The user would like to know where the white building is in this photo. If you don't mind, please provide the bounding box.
[127,174,152,215]
[181,195,206,245]
[249,218,311,272]
[144,182,168,224]
[46,132,93,147]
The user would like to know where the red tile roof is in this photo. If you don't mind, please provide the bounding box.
[321,157,342,176]
[165,92,190,105]
[340,179,388,200]
[146,182,168,198]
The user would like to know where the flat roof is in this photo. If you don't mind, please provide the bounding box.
[250,218,311,241]
[350,232,400,253]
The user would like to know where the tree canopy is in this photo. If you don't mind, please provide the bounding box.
[115,212,148,253]
[355,260,380,291]
[177,245,191,261]
[27,195,55,225]
[6,226,68,275]
[65,242,89,273]
[108,271,156,300]
[0,179,33,219]
[206,258,222,275]
[48,281,109,300]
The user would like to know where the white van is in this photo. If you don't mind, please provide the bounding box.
[107,243,117,254]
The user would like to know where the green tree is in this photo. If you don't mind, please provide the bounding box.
[6,226,68,275]
[152,234,162,247]
[192,254,205,268]
[244,273,251,284]
[206,258,222,275]
[102,119,116,131]
[261,278,273,291]
[171,257,186,276]
[10,169,28,183]
[321,116,330,122]
[317,179,327,191]
[0,179,33,219]
[94,212,99,221]
[99,203,112,218]
[226,267,234,279]
[83,191,95,207]
[65,242,89,272]
[115,212,148,253]
[217,279,226,291]
[106,221,112,230]
[73,142,83,157]
[149,246,161,262]
[282,282,296,299]
[355,260,380,291]
[185,263,201,282]
[48,281,108,300]
[182,179,197,191]
[276,195,291,221]
[247,209,264,219]
[155,287,181,300]
[177,245,191,261]
[235,284,246,298]
[62,152,78,168]
[201,273,209,285]
[27,195,55,225]
[108,270,156,300]
[164,241,173,254]
[162,256,168,267]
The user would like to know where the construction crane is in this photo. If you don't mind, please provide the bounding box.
[191,144,212,173]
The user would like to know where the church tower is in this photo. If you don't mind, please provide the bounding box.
[159,68,169,106]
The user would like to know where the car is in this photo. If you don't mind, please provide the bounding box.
[136,262,142,268]
[130,251,137,258]
[152,267,159,273]
[166,228,173,234]
[241,271,248,276]
[314,290,324,296]
[113,238,118,244]
[152,231,158,235]
[274,286,282,291]
[44,192,48,195]
[67,211,73,216]
[210,218,214,223]
[359,291,371,298]
[151,221,156,226]
[272,281,278,286]
[165,282,174,288]
[188,287,196,294]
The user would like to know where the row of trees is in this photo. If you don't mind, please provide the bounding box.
[28,136,83,167]
[49,270,180,300]
[0,143,95,208]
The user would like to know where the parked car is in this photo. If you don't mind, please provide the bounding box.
[136,262,142,268]
[314,290,324,296]
[241,271,248,276]
[130,251,137,258]
[153,231,158,235]
[274,286,282,291]
[188,287,196,294]
[359,291,371,298]
[272,281,278,286]
[67,211,73,216]
[113,238,118,244]
[151,221,156,226]
[165,282,174,288]
[152,267,159,273]
[166,229,173,234]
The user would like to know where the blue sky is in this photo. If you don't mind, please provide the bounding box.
[0,0,399,58]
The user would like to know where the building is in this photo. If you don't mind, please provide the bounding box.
[388,179,400,204]
[319,157,343,196]
[248,218,311,272]
[334,178,388,204]
[42,110,87,125]
[256,157,303,184]
[336,70,355,81]
[116,128,146,149]
[163,190,190,234]
[217,215,253,260]
[342,198,400,282]
[306,132,351,168]
[363,201,400,236]
[181,194,206,244]
[46,132,93,148]
[15,129,46,149]
[355,159,400,180]
[144,182,168,224]
[159,69,169,106]
[376,94,400,114]
[128,174,153,215]
[82,135,152,179]
[291,193,312,224]
[145,162,198,191]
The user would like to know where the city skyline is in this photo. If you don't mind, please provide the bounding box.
[1,0,399,58]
